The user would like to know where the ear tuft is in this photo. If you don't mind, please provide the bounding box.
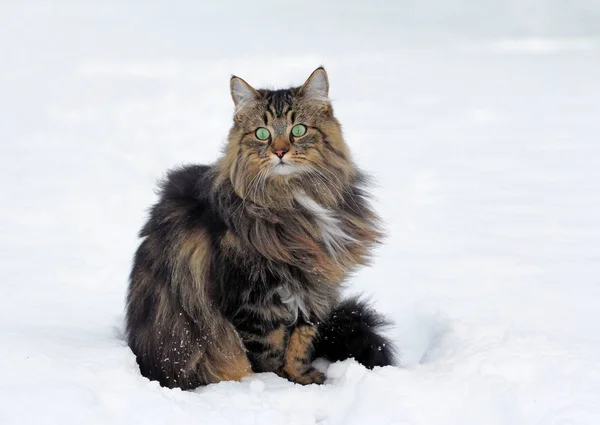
[230,76,258,108]
[301,67,329,101]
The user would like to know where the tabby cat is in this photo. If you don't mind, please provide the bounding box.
[126,67,396,389]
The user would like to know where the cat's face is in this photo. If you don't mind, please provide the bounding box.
[222,68,353,204]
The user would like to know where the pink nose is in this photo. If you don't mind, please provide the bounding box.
[274,148,288,159]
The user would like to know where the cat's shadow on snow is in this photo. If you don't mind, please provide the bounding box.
[393,311,453,367]
[111,315,128,346]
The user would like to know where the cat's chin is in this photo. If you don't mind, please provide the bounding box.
[270,162,298,176]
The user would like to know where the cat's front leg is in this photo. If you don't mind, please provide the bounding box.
[280,323,325,385]
[239,324,289,373]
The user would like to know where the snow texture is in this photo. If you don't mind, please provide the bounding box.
[1,1,600,424]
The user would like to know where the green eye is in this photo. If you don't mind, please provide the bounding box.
[255,127,271,140]
[291,124,307,138]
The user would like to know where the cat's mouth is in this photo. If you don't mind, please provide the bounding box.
[271,159,297,176]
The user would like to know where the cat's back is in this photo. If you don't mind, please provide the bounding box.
[126,164,254,389]
[127,163,224,338]
[140,164,225,238]
[127,163,223,318]
[158,164,211,202]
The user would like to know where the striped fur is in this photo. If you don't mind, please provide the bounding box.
[126,68,396,389]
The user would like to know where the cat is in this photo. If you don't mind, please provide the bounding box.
[126,67,396,389]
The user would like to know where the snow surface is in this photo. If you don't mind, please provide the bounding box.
[2,1,600,424]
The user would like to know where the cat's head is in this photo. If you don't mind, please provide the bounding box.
[220,68,354,207]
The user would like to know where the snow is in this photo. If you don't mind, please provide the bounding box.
[2,1,600,424]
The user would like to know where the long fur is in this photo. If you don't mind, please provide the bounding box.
[314,297,396,368]
[126,68,396,389]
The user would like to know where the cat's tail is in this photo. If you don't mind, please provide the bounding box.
[313,297,397,368]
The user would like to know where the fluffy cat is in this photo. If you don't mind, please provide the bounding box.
[126,67,396,389]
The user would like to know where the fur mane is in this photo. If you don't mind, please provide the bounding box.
[210,165,382,287]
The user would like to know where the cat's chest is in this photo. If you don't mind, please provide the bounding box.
[275,281,336,324]
[276,285,310,323]
[293,194,355,255]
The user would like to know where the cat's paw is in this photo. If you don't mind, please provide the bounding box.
[287,367,326,385]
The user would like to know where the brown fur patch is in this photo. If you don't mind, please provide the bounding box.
[173,228,213,322]
[180,231,210,274]
[172,229,254,384]
[212,347,253,382]
[220,229,238,251]
[265,325,287,352]
[185,322,252,384]
[282,325,321,383]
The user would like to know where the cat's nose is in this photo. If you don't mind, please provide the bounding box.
[273,148,288,159]
[272,139,290,159]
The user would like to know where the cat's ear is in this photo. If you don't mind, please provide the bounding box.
[230,76,259,108]
[300,67,329,101]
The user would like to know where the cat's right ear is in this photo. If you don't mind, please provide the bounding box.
[230,76,259,109]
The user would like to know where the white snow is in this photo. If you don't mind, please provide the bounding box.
[2,1,600,424]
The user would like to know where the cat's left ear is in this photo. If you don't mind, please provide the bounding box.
[230,76,259,108]
[300,67,329,101]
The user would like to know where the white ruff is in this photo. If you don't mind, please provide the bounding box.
[270,156,298,176]
[271,163,297,176]
[294,194,356,255]
[277,286,309,323]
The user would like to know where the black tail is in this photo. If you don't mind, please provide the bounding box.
[314,297,397,368]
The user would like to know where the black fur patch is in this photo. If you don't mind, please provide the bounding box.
[314,297,397,368]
